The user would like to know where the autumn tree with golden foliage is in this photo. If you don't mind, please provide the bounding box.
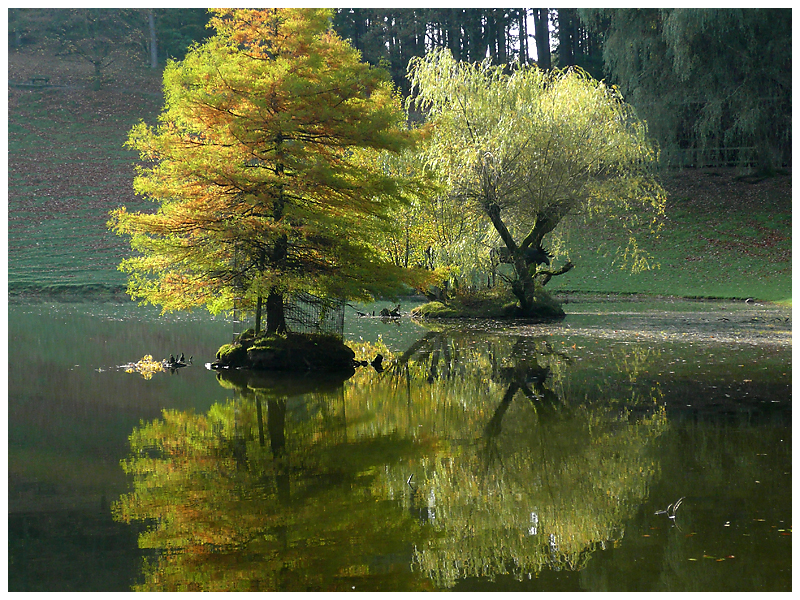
[110,8,427,333]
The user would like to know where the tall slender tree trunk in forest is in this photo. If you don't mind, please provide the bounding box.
[518,9,529,64]
[497,11,507,64]
[447,8,460,59]
[533,9,551,70]
[557,8,577,67]
[147,9,157,69]
[465,10,485,62]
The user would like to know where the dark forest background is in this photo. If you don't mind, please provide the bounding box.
[8,8,791,172]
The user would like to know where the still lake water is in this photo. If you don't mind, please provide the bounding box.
[8,298,791,591]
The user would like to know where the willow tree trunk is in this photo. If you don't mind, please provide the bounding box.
[486,202,537,313]
[485,201,570,313]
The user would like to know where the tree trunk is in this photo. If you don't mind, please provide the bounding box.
[494,10,507,64]
[352,7,365,51]
[265,289,287,335]
[484,10,496,60]
[485,202,537,312]
[533,8,551,70]
[486,200,570,312]
[518,9,529,64]
[265,151,288,336]
[447,8,460,59]
[511,256,537,313]
[557,8,576,67]
[254,295,263,334]
[147,9,158,69]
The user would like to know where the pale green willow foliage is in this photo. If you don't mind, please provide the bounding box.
[407,48,666,283]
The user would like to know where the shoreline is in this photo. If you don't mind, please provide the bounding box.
[8,288,791,306]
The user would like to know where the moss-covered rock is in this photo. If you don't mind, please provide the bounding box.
[215,342,249,365]
[212,331,356,373]
[410,301,460,319]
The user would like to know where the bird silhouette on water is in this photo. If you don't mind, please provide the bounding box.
[164,353,191,369]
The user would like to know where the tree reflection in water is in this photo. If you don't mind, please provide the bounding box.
[384,331,666,587]
[113,330,667,591]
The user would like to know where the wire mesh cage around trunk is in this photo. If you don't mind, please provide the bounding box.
[283,292,345,339]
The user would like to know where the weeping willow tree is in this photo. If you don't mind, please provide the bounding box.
[407,48,666,313]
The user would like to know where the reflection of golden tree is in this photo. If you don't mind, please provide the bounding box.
[113,386,434,591]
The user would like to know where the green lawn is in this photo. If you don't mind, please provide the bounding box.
[547,172,791,304]
[8,81,161,296]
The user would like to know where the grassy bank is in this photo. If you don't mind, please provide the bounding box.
[7,49,791,304]
[547,170,791,304]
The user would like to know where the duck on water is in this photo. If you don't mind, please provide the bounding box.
[164,353,192,369]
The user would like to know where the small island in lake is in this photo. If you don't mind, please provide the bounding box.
[212,329,356,373]
[411,287,565,321]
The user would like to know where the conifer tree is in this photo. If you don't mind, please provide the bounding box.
[110,8,425,333]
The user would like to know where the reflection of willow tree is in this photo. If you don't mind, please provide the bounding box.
[348,330,668,587]
[113,370,435,592]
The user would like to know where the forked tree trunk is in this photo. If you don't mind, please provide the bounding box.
[486,201,571,313]
[486,202,536,312]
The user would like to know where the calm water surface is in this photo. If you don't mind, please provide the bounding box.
[8,299,791,591]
